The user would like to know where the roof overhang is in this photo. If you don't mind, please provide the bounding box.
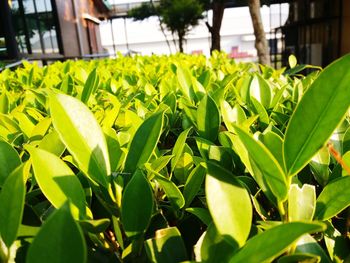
[82,13,102,24]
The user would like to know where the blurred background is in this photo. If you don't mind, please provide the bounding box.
[1,0,349,68]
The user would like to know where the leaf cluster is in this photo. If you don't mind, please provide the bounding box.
[0,53,349,262]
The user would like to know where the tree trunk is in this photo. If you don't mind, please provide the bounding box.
[178,30,184,53]
[248,0,270,65]
[210,1,225,53]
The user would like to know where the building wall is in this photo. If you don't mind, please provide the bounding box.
[341,0,350,55]
[54,0,80,57]
[55,0,107,57]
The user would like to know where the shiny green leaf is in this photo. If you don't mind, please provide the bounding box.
[288,55,297,68]
[206,162,252,247]
[154,173,185,210]
[295,234,332,263]
[0,139,21,186]
[121,170,153,238]
[145,227,187,263]
[38,130,66,157]
[249,75,271,109]
[230,222,326,263]
[27,202,87,263]
[284,54,350,176]
[184,163,206,207]
[197,95,220,142]
[200,223,236,262]
[124,112,164,175]
[28,146,87,219]
[314,176,350,220]
[81,68,98,104]
[288,184,316,221]
[171,128,191,171]
[234,125,288,202]
[50,92,110,187]
[0,164,26,247]
[185,208,212,226]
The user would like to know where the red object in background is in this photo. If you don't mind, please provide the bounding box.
[191,50,203,55]
[229,46,253,58]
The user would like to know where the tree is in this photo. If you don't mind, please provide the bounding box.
[248,0,270,65]
[204,0,227,53]
[128,0,204,53]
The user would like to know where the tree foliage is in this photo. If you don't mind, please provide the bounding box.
[128,0,204,52]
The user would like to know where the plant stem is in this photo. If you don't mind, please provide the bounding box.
[278,201,287,222]
[0,239,9,263]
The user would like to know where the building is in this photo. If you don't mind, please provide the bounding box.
[276,0,350,67]
[0,0,112,62]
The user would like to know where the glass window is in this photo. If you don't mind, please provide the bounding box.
[9,0,60,55]
[10,0,29,53]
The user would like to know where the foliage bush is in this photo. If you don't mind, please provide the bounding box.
[0,52,349,262]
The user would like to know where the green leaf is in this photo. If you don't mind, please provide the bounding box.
[258,130,284,167]
[288,55,297,68]
[104,127,123,171]
[278,253,320,263]
[49,92,110,187]
[124,112,164,175]
[12,111,35,139]
[176,66,193,101]
[28,146,87,219]
[26,202,87,263]
[234,125,288,202]
[284,54,350,176]
[221,101,246,133]
[171,128,191,171]
[310,146,330,186]
[102,94,121,128]
[154,173,185,210]
[197,95,220,142]
[149,155,173,174]
[199,223,236,262]
[183,163,206,207]
[0,164,26,247]
[79,218,110,233]
[81,68,98,104]
[0,91,9,114]
[206,162,252,247]
[250,97,269,129]
[38,130,66,157]
[185,208,212,226]
[288,184,316,221]
[295,234,332,263]
[0,139,21,186]
[121,169,153,238]
[60,74,74,95]
[249,75,271,109]
[29,117,51,141]
[145,227,187,263]
[314,176,350,220]
[230,222,326,263]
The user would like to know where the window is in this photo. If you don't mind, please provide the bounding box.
[9,0,60,55]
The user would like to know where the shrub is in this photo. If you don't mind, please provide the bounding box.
[0,53,349,262]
